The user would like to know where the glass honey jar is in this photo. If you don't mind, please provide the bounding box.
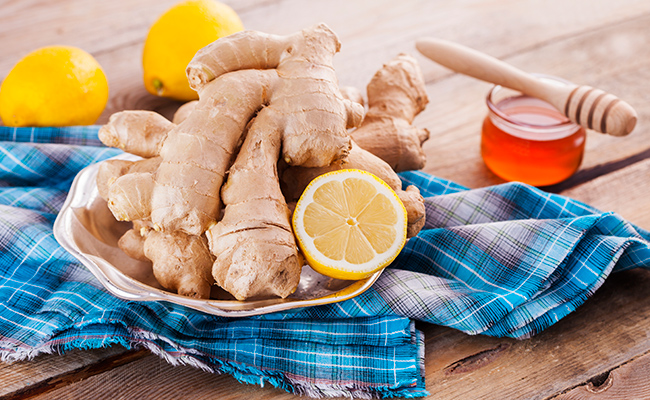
[481,75,586,187]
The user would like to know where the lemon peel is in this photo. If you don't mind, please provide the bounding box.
[142,0,244,101]
[0,45,108,127]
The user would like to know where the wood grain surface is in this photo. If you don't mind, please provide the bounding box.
[1,0,649,399]
[553,353,650,400]
[0,348,148,399]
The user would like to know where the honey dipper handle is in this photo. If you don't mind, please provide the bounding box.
[416,37,637,136]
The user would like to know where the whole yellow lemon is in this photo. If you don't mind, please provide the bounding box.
[0,46,109,127]
[143,0,244,101]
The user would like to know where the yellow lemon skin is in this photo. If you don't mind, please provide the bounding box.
[0,46,109,127]
[143,0,244,101]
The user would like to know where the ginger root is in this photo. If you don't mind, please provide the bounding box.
[143,230,213,298]
[98,26,431,301]
[95,152,213,297]
[172,100,198,124]
[99,24,363,300]
[187,24,363,168]
[339,86,364,106]
[351,54,430,172]
[195,24,363,300]
[118,219,151,262]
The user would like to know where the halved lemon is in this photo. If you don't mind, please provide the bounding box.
[292,169,408,280]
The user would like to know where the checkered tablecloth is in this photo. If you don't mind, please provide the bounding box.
[1,125,648,398]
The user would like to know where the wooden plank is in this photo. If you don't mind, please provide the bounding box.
[0,0,253,123]
[552,352,650,400]
[0,0,180,72]
[27,354,301,400]
[562,158,650,229]
[5,0,649,81]
[239,0,650,88]
[0,0,180,123]
[0,347,146,399]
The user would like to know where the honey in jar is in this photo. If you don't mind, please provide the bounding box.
[481,78,586,187]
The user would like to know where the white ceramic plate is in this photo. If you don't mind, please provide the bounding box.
[53,154,383,317]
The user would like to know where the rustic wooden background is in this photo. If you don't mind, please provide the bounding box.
[1,0,650,399]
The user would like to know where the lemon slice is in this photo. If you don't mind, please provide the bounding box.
[292,169,408,280]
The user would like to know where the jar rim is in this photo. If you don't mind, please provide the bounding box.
[486,73,577,131]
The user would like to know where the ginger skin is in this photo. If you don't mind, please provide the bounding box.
[172,100,198,124]
[351,54,430,172]
[339,86,364,106]
[118,220,152,262]
[96,156,159,262]
[144,230,213,298]
[207,108,303,299]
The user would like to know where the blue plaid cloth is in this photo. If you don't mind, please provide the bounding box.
[1,125,649,398]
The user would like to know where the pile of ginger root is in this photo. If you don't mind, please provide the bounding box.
[96,23,430,301]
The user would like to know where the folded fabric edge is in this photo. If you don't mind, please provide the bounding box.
[484,214,650,338]
[282,330,428,399]
[0,325,429,399]
[130,327,430,399]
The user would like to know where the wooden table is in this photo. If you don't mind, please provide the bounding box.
[2,1,650,398]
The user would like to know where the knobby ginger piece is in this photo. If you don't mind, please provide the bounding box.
[100,70,276,298]
[144,230,213,299]
[104,69,277,235]
[339,86,364,106]
[97,157,160,262]
[187,23,364,168]
[351,53,430,172]
[97,159,133,201]
[207,109,302,300]
[118,220,152,262]
[98,111,173,158]
[96,157,161,201]
[152,70,279,235]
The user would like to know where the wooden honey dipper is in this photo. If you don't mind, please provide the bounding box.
[416,38,637,137]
